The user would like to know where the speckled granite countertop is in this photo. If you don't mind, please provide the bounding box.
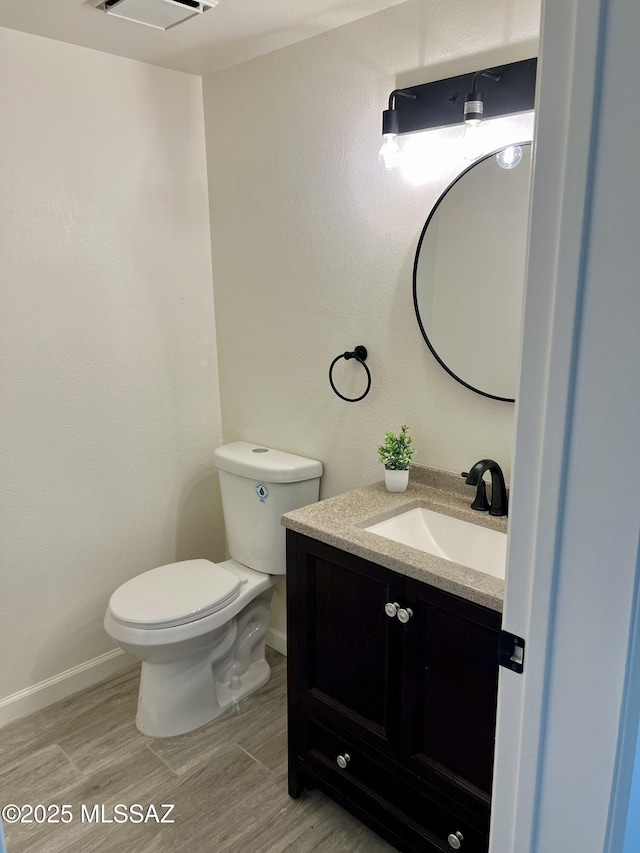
[282,463,507,612]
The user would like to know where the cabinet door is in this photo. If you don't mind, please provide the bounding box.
[400,578,501,808]
[287,532,404,752]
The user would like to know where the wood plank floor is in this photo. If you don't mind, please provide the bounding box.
[0,650,395,852]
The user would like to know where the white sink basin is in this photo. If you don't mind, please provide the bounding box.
[364,507,507,579]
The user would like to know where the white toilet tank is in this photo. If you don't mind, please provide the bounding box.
[213,442,323,576]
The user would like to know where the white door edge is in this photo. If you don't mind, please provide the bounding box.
[490,0,640,850]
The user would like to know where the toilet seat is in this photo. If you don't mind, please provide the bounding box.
[109,559,241,629]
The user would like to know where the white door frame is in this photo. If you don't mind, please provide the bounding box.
[490,0,640,850]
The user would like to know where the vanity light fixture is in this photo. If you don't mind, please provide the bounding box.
[379,58,537,168]
[462,69,501,161]
[378,90,417,170]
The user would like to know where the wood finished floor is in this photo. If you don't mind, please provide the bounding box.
[0,650,395,852]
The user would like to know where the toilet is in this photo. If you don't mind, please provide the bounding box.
[104,441,322,737]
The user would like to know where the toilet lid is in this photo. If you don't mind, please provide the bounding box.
[109,559,242,629]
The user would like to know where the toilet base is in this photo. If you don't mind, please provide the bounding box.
[216,657,271,716]
[135,592,274,738]
[136,653,272,738]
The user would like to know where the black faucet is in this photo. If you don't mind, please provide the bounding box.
[461,459,509,517]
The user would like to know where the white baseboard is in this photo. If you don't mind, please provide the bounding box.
[0,648,135,730]
[1,632,284,731]
[266,627,287,657]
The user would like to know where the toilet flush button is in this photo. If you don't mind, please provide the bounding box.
[252,448,269,453]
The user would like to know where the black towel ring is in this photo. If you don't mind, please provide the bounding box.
[329,345,371,402]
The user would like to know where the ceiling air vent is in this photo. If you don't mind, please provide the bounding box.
[98,0,219,31]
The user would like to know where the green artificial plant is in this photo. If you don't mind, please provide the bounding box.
[377,425,415,471]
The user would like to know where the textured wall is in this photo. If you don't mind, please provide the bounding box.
[0,28,224,700]
[203,0,540,635]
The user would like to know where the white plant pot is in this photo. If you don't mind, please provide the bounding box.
[384,468,409,493]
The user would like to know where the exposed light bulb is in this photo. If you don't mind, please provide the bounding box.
[461,121,485,162]
[378,134,401,170]
[496,145,523,169]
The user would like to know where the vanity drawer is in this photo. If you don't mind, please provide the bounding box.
[300,713,489,853]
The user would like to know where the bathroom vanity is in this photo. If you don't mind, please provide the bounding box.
[283,466,506,853]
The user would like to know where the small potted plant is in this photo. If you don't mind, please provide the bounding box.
[377,425,415,492]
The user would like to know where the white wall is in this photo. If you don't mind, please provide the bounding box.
[202,0,540,637]
[0,28,225,708]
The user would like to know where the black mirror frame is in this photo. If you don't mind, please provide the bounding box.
[412,141,532,403]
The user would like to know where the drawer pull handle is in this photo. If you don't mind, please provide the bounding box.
[397,607,413,624]
[336,753,351,769]
[384,602,399,618]
[448,831,464,849]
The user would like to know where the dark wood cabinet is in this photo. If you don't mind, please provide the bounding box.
[286,531,501,853]
[399,579,501,817]
[288,533,404,753]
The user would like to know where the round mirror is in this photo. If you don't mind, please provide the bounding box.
[413,142,532,402]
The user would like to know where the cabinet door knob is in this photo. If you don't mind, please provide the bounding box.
[397,607,413,624]
[336,753,351,769]
[384,602,399,618]
[447,831,464,849]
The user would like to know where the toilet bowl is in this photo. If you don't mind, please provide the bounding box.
[104,442,322,738]
[106,559,275,736]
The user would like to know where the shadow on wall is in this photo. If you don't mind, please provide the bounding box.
[174,466,226,565]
